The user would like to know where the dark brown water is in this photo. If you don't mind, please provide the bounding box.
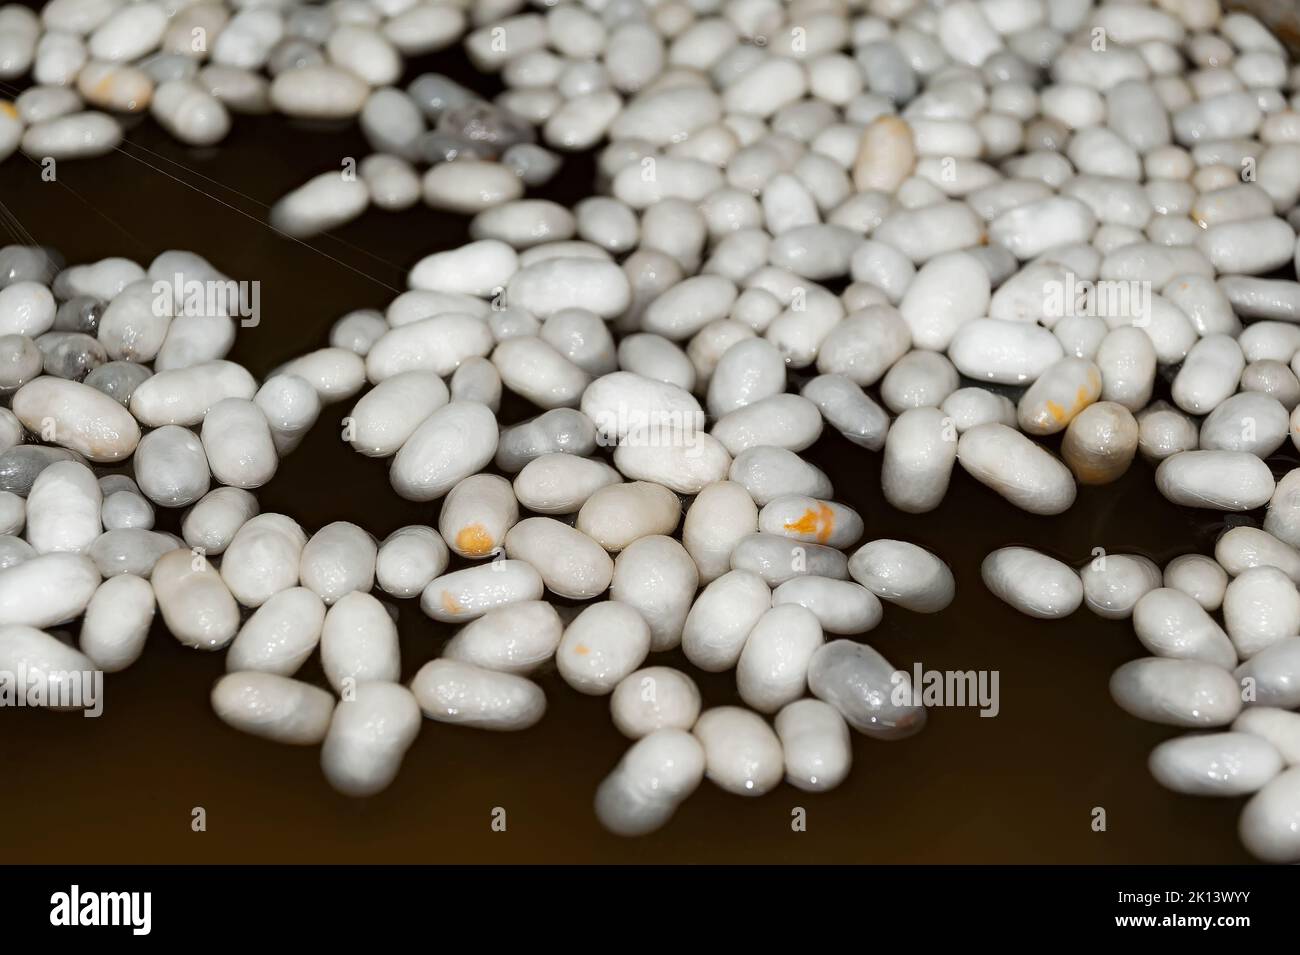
[0,37,1273,864]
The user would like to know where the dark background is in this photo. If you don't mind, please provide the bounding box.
[0,17,1271,863]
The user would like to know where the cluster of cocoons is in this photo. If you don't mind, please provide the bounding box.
[0,241,955,824]
[6,0,1300,861]
[0,0,569,236]
[982,537,1300,864]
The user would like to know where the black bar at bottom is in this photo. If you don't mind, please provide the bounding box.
[0,864,1291,939]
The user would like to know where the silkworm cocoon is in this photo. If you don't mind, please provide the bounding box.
[408,239,517,296]
[133,425,210,508]
[319,591,400,694]
[610,535,698,651]
[1240,360,1300,411]
[957,423,1077,515]
[1016,358,1102,435]
[300,522,377,605]
[758,495,862,550]
[505,256,630,318]
[321,682,422,797]
[872,201,982,264]
[1163,273,1239,338]
[611,666,701,738]
[513,452,621,515]
[737,604,824,714]
[0,551,99,628]
[1109,657,1242,727]
[808,639,927,740]
[0,622,98,711]
[1155,450,1275,511]
[1137,401,1199,461]
[365,315,495,382]
[152,548,239,650]
[940,387,1017,433]
[492,335,591,410]
[1235,638,1300,709]
[504,517,612,600]
[11,376,140,462]
[88,529,176,578]
[576,481,681,552]
[730,532,848,587]
[641,275,738,341]
[1223,566,1300,660]
[433,475,514,561]
[1215,526,1300,583]
[880,350,960,414]
[181,487,258,556]
[129,359,257,427]
[897,250,990,351]
[420,560,544,623]
[1164,554,1229,612]
[220,513,306,608]
[801,374,890,451]
[595,728,705,836]
[681,569,770,672]
[101,489,153,531]
[200,397,277,489]
[772,576,882,635]
[729,446,833,506]
[1234,708,1300,767]
[1079,553,1161,620]
[212,672,335,746]
[848,539,955,613]
[1239,767,1300,863]
[556,601,651,694]
[881,407,957,513]
[680,480,758,585]
[1096,326,1156,412]
[711,393,823,455]
[79,573,155,672]
[775,698,852,793]
[613,425,729,493]
[255,374,320,455]
[1201,393,1288,458]
[449,356,502,411]
[441,600,561,676]
[1194,217,1296,275]
[25,460,100,554]
[1150,732,1283,797]
[692,706,784,796]
[580,370,704,443]
[1171,334,1245,415]
[225,587,326,676]
[390,401,499,502]
[1132,587,1237,669]
[411,657,546,730]
[814,306,911,387]
[373,526,446,598]
[347,370,449,457]
[982,547,1082,619]
[948,318,1064,385]
[1060,401,1139,485]
[494,408,598,473]
[617,333,695,392]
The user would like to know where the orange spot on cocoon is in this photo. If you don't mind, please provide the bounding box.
[440,591,464,615]
[0,102,16,120]
[784,503,836,544]
[456,524,494,557]
[785,508,820,536]
[573,644,589,656]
